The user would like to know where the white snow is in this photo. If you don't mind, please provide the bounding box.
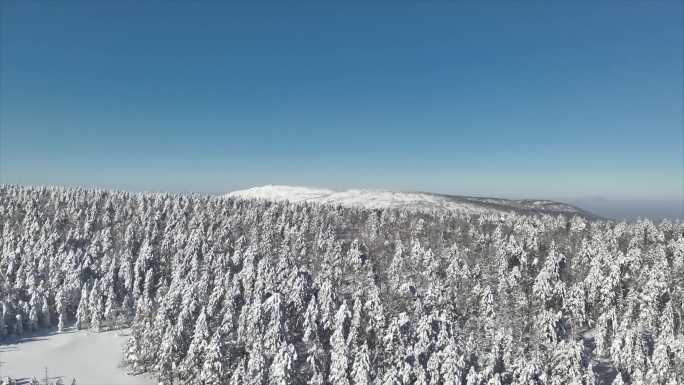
[225,185,590,217]
[226,185,487,213]
[227,185,336,203]
[0,328,154,385]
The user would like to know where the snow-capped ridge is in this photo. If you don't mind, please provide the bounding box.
[226,185,595,217]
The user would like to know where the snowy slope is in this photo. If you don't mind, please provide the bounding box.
[226,185,595,217]
[1,328,154,385]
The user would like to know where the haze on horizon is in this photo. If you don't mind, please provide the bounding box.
[1,2,682,220]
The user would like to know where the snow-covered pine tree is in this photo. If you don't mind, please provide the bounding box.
[269,343,296,385]
[199,331,226,385]
[351,342,372,385]
[329,302,351,385]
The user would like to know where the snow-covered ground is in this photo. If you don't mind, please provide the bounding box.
[0,328,154,385]
[226,185,594,217]
[226,185,488,213]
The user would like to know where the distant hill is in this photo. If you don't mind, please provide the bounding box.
[226,185,598,218]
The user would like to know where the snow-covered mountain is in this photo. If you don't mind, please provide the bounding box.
[226,185,596,218]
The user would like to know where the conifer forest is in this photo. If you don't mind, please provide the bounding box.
[1,185,683,385]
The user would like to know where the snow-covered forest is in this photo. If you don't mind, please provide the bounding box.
[1,185,683,385]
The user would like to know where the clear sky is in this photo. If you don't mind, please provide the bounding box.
[1,2,682,219]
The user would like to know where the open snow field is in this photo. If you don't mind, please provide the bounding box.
[0,328,154,385]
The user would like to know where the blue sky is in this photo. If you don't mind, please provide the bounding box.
[1,2,682,218]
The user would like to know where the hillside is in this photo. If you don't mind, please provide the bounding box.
[2,185,681,385]
[226,185,597,218]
